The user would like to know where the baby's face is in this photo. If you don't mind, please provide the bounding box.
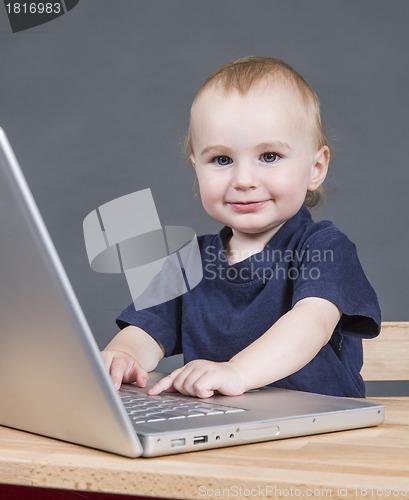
[189,81,328,239]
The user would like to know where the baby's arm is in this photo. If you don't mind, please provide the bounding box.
[229,297,341,390]
[101,325,165,390]
[149,297,341,397]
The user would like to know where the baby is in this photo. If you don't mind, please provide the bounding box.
[102,56,381,398]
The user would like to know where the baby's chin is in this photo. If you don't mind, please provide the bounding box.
[230,222,286,238]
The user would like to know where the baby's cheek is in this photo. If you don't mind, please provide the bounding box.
[199,191,219,215]
[279,175,309,195]
[198,182,221,205]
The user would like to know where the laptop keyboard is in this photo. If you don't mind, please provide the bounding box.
[119,388,247,424]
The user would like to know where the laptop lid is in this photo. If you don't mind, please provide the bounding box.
[0,128,143,457]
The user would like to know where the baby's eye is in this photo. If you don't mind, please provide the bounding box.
[261,152,280,163]
[212,155,233,167]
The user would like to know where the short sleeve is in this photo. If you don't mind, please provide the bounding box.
[116,296,183,357]
[291,226,381,339]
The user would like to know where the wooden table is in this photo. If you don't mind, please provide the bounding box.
[1,397,408,500]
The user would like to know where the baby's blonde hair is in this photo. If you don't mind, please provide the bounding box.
[184,56,328,208]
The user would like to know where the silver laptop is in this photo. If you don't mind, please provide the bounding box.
[0,128,384,458]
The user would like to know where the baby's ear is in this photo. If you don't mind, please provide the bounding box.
[189,154,196,169]
[308,146,330,191]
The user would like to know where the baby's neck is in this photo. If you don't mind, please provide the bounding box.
[224,224,284,265]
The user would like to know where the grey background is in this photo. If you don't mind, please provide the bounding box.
[1,1,408,392]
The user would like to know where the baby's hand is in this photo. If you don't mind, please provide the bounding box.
[101,349,148,390]
[148,360,245,398]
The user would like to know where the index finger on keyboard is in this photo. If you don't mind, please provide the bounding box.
[148,373,177,395]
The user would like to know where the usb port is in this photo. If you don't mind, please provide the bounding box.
[193,435,208,445]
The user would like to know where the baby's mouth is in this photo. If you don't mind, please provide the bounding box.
[228,200,269,212]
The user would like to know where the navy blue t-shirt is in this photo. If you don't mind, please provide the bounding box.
[117,207,381,397]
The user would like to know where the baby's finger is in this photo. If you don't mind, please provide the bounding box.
[191,373,216,398]
[148,366,187,395]
[109,357,129,390]
[134,370,148,388]
[148,374,175,395]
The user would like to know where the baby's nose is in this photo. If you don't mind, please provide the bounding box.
[231,162,258,190]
